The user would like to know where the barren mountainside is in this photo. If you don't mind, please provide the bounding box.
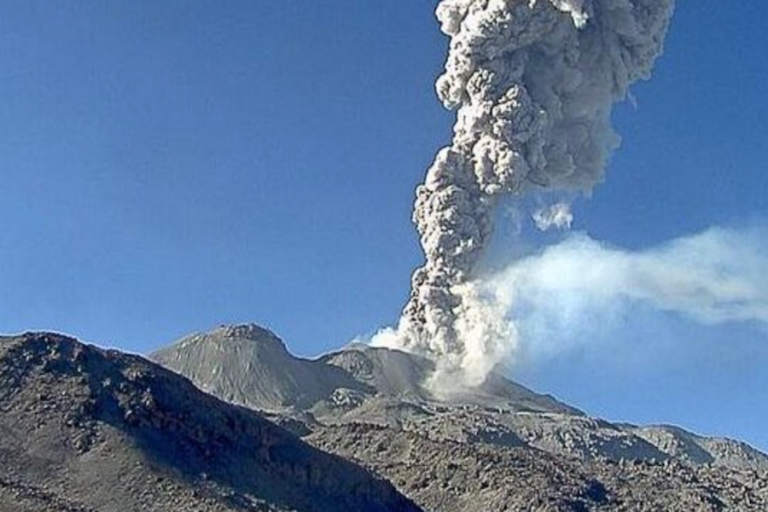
[153,325,580,416]
[2,326,767,512]
[153,324,768,511]
[0,332,420,512]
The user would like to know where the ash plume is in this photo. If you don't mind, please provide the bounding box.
[372,0,675,385]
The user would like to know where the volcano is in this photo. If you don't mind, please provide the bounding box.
[151,324,768,512]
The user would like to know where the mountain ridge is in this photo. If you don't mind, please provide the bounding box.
[151,323,768,469]
[4,325,766,511]
[0,331,421,512]
[151,323,768,511]
[152,324,580,417]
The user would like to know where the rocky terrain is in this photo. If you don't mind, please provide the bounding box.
[0,332,420,512]
[2,325,766,511]
[154,324,768,511]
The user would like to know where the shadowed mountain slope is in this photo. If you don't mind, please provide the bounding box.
[0,332,421,512]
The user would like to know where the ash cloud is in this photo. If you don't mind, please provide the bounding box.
[373,0,675,384]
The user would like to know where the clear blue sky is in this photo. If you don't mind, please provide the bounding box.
[2,3,767,449]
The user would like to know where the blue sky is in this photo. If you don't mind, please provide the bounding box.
[2,3,767,449]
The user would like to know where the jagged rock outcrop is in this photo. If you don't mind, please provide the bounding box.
[0,332,421,512]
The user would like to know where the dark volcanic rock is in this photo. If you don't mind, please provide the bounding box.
[0,332,421,512]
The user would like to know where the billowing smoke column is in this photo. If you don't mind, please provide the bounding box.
[377,0,674,385]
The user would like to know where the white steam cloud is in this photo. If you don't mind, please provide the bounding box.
[507,228,768,329]
[533,202,574,231]
[373,0,676,384]
[374,227,768,385]
[456,227,768,377]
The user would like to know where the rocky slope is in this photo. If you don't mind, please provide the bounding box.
[153,324,768,511]
[309,422,768,512]
[0,332,421,512]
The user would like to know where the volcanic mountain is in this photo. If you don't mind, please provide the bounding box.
[151,324,577,417]
[0,332,420,512]
[153,324,768,511]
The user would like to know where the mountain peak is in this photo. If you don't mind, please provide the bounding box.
[153,324,578,416]
[1,331,95,375]
[160,324,291,362]
[210,323,282,342]
[152,325,367,413]
[189,324,289,354]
